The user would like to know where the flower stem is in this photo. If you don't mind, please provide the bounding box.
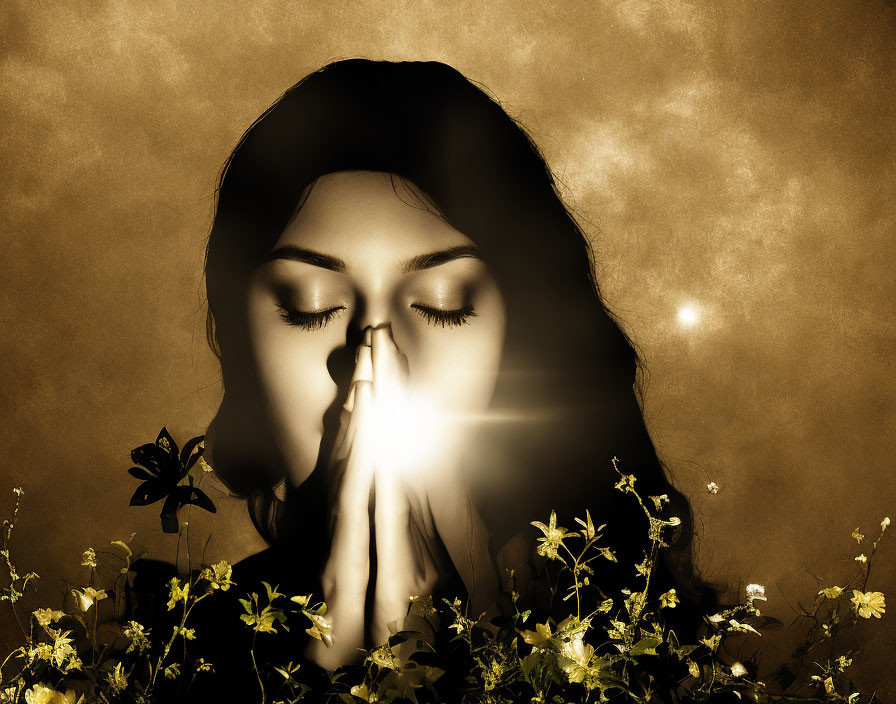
[250,631,265,704]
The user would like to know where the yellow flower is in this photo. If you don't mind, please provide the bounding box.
[851,528,864,544]
[607,619,629,641]
[50,630,77,668]
[530,511,573,561]
[649,494,669,511]
[122,620,151,654]
[366,644,401,670]
[819,586,843,599]
[106,662,127,694]
[199,561,233,591]
[699,633,721,651]
[521,621,553,647]
[728,620,760,635]
[851,590,885,618]
[855,554,867,564]
[837,655,852,670]
[71,587,107,612]
[173,626,196,640]
[882,517,891,532]
[80,548,97,568]
[659,589,679,609]
[730,661,747,677]
[166,578,189,611]
[32,608,65,628]
[614,474,637,493]
[706,481,719,494]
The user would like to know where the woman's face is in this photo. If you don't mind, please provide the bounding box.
[245,171,507,487]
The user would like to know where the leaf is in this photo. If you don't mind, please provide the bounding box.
[672,644,697,660]
[170,485,216,514]
[129,481,170,507]
[160,493,181,534]
[630,636,661,657]
[180,435,206,473]
[387,629,425,647]
[155,426,179,456]
[130,443,167,474]
[262,582,284,602]
[128,466,155,481]
[182,486,216,513]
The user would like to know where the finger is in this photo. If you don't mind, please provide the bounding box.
[335,380,375,509]
[372,462,416,643]
[371,325,407,401]
[334,345,373,462]
[311,379,374,668]
[343,342,374,413]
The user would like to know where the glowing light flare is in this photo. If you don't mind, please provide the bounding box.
[365,382,449,477]
[677,304,699,327]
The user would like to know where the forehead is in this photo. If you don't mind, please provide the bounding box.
[273,171,475,261]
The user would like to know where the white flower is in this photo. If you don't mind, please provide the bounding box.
[730,661,748,677]
[745,583,766,603]
[706,481,719,494]
[32,608,65,628]
[71,587,107,612]
[851,590,885,619]
[24,683,81,704]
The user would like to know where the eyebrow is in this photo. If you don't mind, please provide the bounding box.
[401,245,482,273]
[263,246,348,273]
[263,244,482,274]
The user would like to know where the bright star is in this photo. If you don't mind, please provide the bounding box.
[677,305,699,327]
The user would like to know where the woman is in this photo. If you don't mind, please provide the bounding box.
[174,57,716,687]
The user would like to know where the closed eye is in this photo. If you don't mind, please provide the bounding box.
[276,304,346,330]
[411,303,476,328]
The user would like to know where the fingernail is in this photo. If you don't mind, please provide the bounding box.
[342,385,356,412]
[355,343,371,363]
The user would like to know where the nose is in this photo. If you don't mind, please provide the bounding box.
[354,294,392,333]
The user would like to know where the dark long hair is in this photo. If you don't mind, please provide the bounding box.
[203,59,718,626]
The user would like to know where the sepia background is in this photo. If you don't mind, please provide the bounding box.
[1,0,894,694]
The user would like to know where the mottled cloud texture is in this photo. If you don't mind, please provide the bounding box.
[1,0,894,691]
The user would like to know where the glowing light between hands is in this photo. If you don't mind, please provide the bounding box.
[367,382,447,476]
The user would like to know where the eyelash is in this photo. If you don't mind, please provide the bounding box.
[276,303,476,330]
[276,305,345,330]
[410,303,477,328]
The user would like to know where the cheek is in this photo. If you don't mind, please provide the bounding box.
[405,299,505,417]
[246,291,341,485]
